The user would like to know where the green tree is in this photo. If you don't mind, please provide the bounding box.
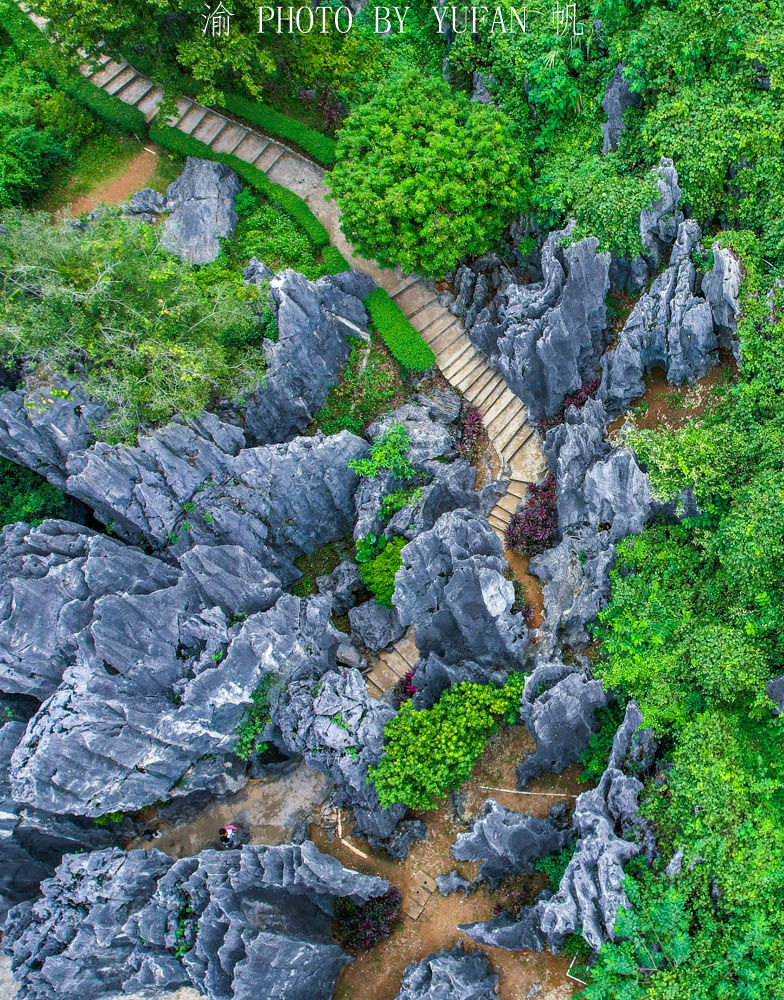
[328,70,530,276]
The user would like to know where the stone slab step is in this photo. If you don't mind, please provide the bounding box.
[457,364,493,398]
[119,76,155,108]
[366,680,383,700]
[488,510,509,532]
[412,869,436,893]
[438,336,473,372]
[507,479,530,499]
[395,283,435,316]
[494,416,529,456]
[395,631,419,666]
[496,491,520,515]
[366,662,399,693]
[177,104,209,135]
[233,133,269,163]
[90,59,126,88]
[427,321,462,355]
[484,391,518,427]
[444,347,483,383]
[256,142,285,172]
[211,123,249,155]
[383,653,409,679]
[472,375,506,411]
[389,274,419,298]
[420,310,458,343]
[103,66,137,96]
[136,87,165,122]
[192,113,227,145]
[409,301,447,334]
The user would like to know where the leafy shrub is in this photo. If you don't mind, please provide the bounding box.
[332,887,401,953]
[349,424,416,481]
[0,209,264,444]
[369,673,526,810]
[363,288,435,373]
[290,536,353,597]
[172,895,198,958]
[359,535,406,607]
[329,69,530,277]
[313,335,401,435]
[321,245,351,274]
[459,406,484,461]
[504,474,558,555]
[235,675,275,759]
[0,457,68,527]
[534,841,576,893]
[379,486,423,523]
[578,702,626,783]
[221,92,336,166]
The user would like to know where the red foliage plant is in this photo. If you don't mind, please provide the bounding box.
[504,473,558,555]
[459,406,484,461]
[332,887,402,953]
[537,378,600,434]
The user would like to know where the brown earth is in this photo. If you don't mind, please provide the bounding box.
[69,148,159,215]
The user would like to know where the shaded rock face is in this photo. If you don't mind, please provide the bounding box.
[702,242,742,361]
[367,403,458,466]
[411,653,507,711]
[451,799,573,889]
[348,601,405,653]
[516,658,608,787]
[455,223,610,421]
[462,702,657,954]
[242,268,376,445]
[3,842,388,1000]
[395,943,499,1000]
[599,219,717,417]
[393,509,529,669]
[161,158,242,265]
[601,64,640,154]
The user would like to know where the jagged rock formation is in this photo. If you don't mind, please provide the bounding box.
[3,842,388,1000]
[394,943,499,1000]
[434,870,473,897]
[599,219,717,416]
[454,223,610,421]
[160,158,242,265]
[393,509,529,669]
[366,403,457,466]
[451,799,573,889]
[702,241,742,361]
[241,268,376,445]
[601,64,640,154]
[348,601,405,653]
[462,702,657,953]
[516,658,608,787]
[410,653,507,711]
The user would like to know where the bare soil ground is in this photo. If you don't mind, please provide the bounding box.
[69,148,160,215]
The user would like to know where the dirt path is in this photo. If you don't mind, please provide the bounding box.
[313,724,584,1000]
[69,148,159,215]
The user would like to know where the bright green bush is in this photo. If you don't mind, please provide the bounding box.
[349,424,415,481]
[329,70,530,277]
[0,457,68,527]
[363,289,435,373]
[221,93,336,166]
[0,209,264,443]
[321,245,351,274]
[313,334,402,435]
[235,674,275,759]
[369,673,526,810]
[359,535,405,608]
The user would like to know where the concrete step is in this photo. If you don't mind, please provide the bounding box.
[211,123,249,155]
[472,375,506,411]
[90,59,126,88]
[366,680,383,700]
[503,428,540,467]
[177,104,209,135]
[255,142,285,171]
[488,510,509,532]
[496,491,520,515]
[136,87,165,122]
[192,113,228,145]
[493,414,528,456]
[427,321,461,355]
[366,662,399,692]
[396,631,419,666]
[103,66,137,96]
[118,76,154,108]
[389,274,419,298]
[419,310,457,343]
[484,390,518,427]
[454,361,490,395]
[507,479,529,499]
[444,347,484,385]
[395,283,435,316]
[233,133,269,164]
[383,652,410,679]
[409,301,447,334]
[438,336,473,372]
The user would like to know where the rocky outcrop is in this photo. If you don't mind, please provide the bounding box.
[3,842,388,1000]
[367,404,457,466]
[161,158,242,265]
[516,657,608,787]
[348,601,405,653]
[601,64,640,154]
[599,219,716,416]
[242,268,376,444]
[393,509,529,669]
[455,224,610,421]
[394,943,499,1000]
[451,799,573,889]
[702,242,742,361]
[411,653,507,710]
[462,702,656,953]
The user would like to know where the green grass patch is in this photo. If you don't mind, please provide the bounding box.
[290,535,354,598]
[0,457,69,527]
[313,333,404,436]
[363,288,435,373]
[359,535,406,607]
[34,131,140,212]
[221,93,336,167]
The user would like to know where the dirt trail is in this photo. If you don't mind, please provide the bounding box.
[69,148,159,215]
[314,724,584,1000]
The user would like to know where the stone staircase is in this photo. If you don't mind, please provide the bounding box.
[19,3,546,541]
[364,628,419,699]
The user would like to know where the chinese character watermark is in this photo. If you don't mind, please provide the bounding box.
[202,2,234,37]
[551,1,583,36]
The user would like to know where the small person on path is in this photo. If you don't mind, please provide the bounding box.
[219,824,239,848]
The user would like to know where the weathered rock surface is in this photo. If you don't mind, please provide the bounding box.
[242,268,376,444]
[411,653,507,711]
[456,223,610,421]
[161,158,242,265]
[462,702,656,953]
[3,842,388,1000]
[393,509,529,669]
[599,219,717,417]
[349,600,406,653]
[702,241,742,361]
[434,870,474,897]
[516,658,608,787]
[316,558,364,616]
[601,64,640,154]
[394,943,499,1000]
[126,187,167,216]
[367,403,457,465]
[451,799,573,889]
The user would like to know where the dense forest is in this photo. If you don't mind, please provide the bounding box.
[1,0,784,998]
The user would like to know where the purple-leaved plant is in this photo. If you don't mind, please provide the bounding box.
[504,473,558,555]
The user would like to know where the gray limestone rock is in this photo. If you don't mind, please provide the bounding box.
[702,242,742,361]
[367,404,457,466]
[349,601,405,652]
[601,64,640,154]
[462,702,655,954]
[242,268,376,444]
[516,658,608,787]
[3,842,388,1000]
[463,223,610,422]
[639,156,684,273]
[451,799,573,889]
[127,187,166,216]
[317,558,364,615]
[411,653,507,711]
[393,509,529,669]
[471,71,495,105]
[242,256,273,284]
[435,870,474,897]
[414,387,462,425]
[395,943,499,1000]
[161,158,242,265]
